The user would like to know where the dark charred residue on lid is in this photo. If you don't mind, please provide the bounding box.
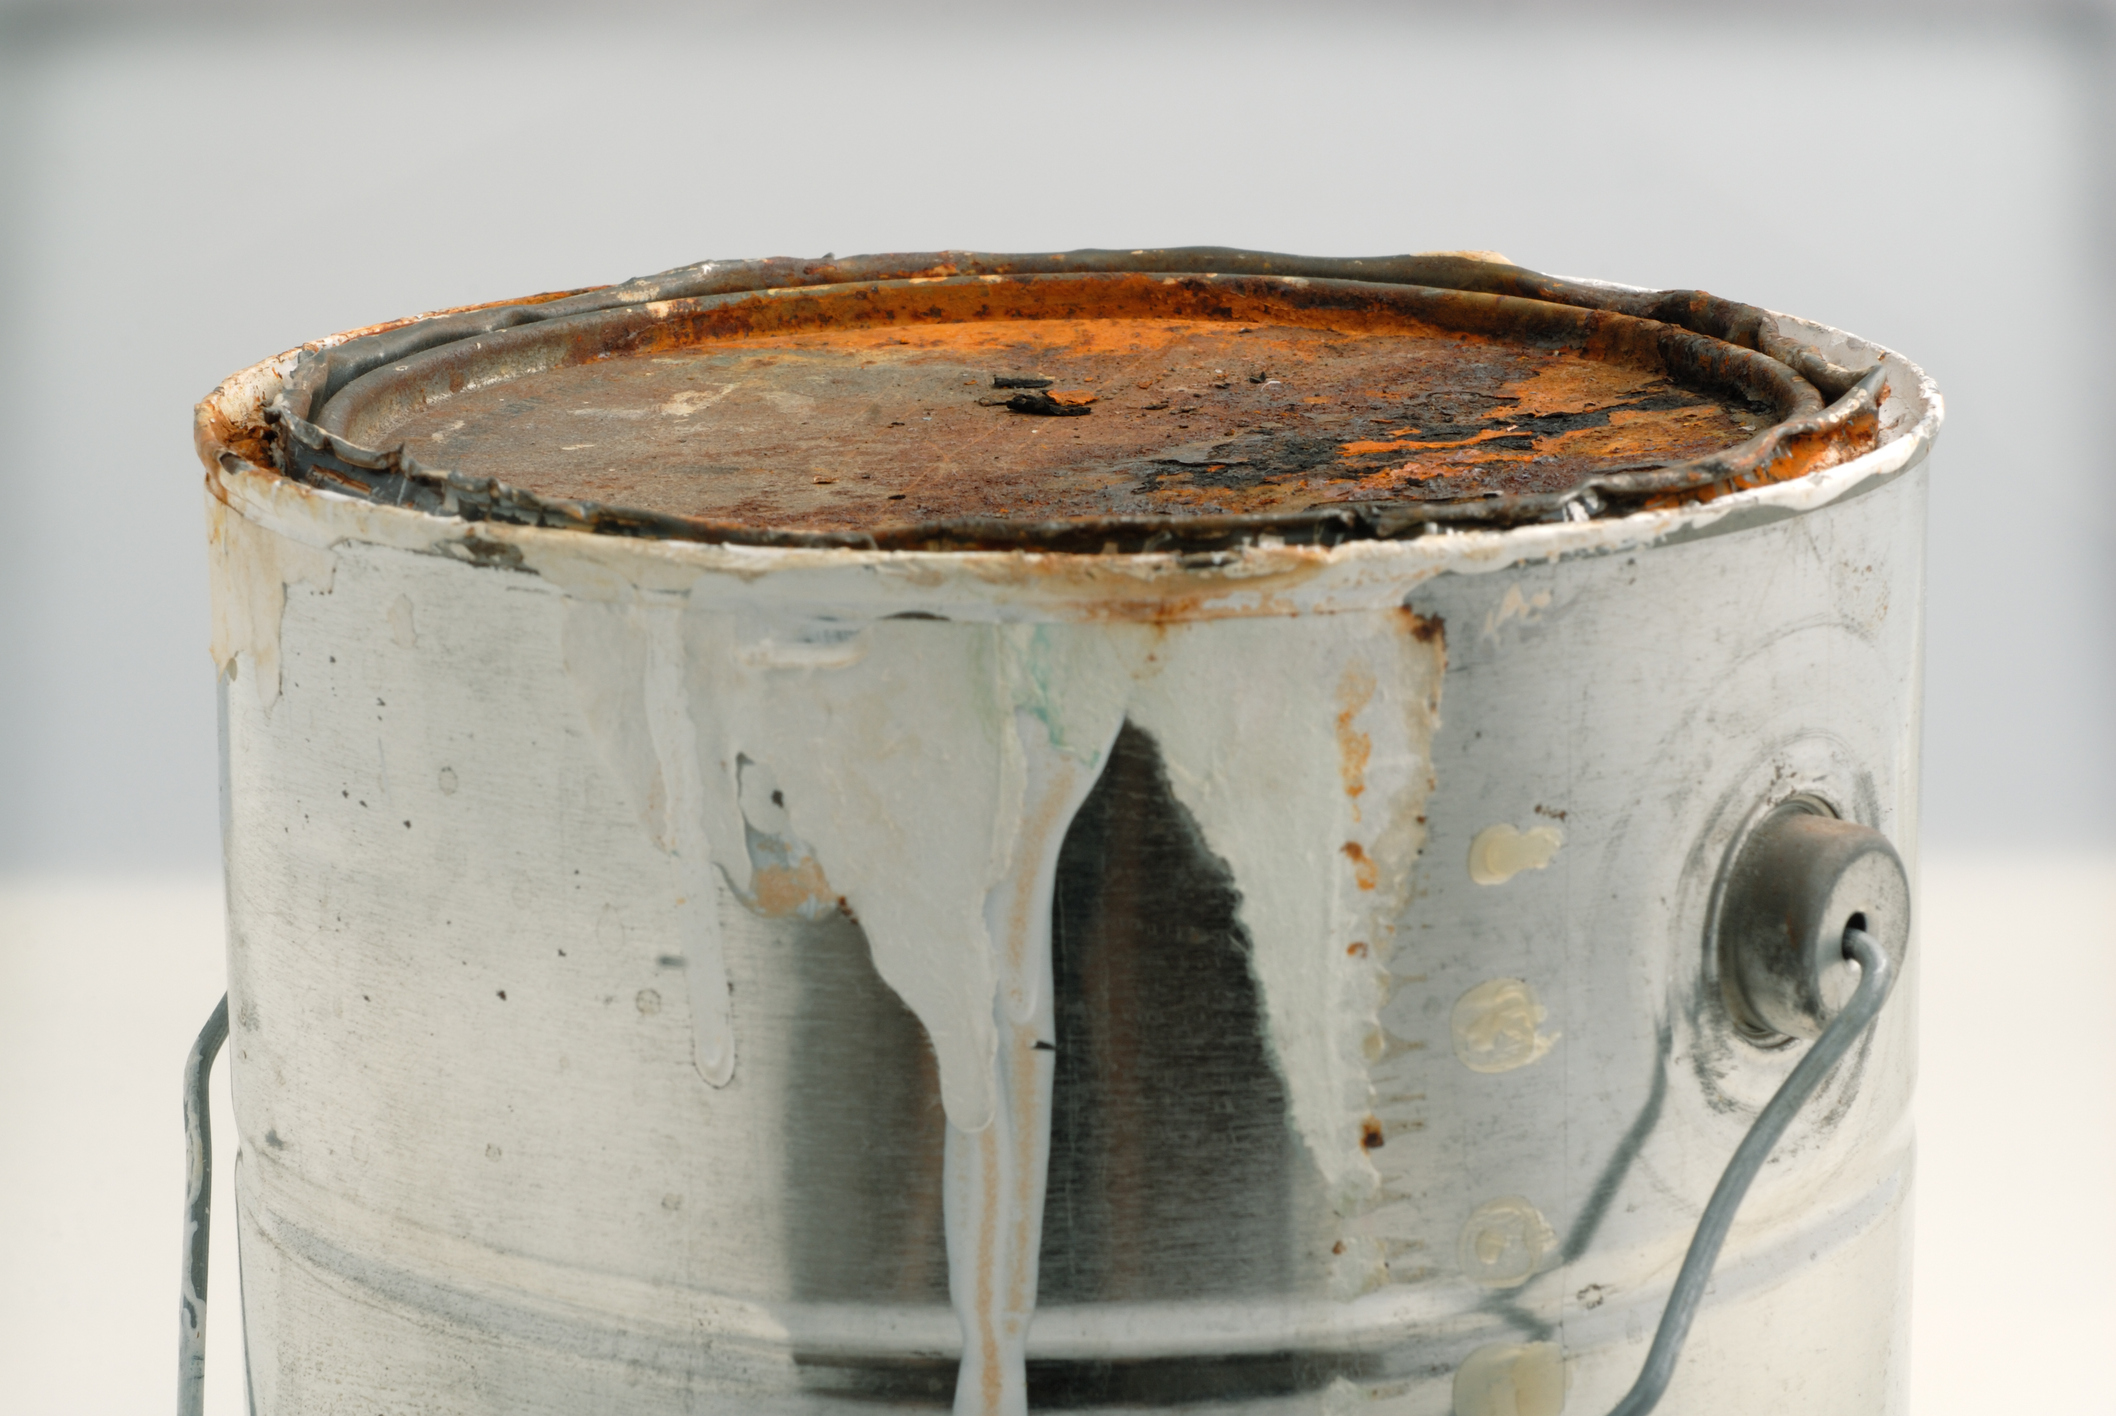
[254,250,1887,554]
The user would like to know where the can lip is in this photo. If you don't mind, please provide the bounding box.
[197,251,1940,579]
[199,249,1936,556]
[301,270,1824,544]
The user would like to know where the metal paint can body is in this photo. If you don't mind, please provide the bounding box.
[197,272,1937,1415]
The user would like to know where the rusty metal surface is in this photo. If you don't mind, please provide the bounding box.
[352,315,1769,531]
[261,251,1886,552]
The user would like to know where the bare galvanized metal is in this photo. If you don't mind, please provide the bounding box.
[193,260,1940,1416]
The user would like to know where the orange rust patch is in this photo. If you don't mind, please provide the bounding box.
[1643,388,1884,509]
[1008,1018,1041,1315]
[1400,607,1445,645]
[748,856,833,917]
[976,1122,1002,1411]
[1341,841,1379,891]
[1335,665,1376,814]
[194,400,274,475]
[1499,352,1642,415]
[355,277,1773,532]
[1339,428,1530,457]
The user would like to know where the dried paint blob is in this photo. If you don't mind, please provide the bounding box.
[1451,978,1559,1073]
[204,496,335,712]
[1452,1341,1566,1416]
[1457,1196,1558,1289]
[1469,823,1563,884]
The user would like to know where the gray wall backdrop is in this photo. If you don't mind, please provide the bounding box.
[2,0,2109,872]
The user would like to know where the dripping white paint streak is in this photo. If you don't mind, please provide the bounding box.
[562,600,1444,1410]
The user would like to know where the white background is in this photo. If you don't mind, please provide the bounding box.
[1,2,2110,1412]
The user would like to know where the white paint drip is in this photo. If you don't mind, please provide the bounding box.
[681,613,1020,1131]
[566,602,1443,1412]
[562,596,736,1086]
[948,695,1122,1416]
[205,491,336,712]
[642,604,737,1086]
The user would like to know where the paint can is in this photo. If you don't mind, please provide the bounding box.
[191,250,1939,1416]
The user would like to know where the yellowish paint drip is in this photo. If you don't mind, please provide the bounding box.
[204,489,336,712]
[1456,1197,1557,1289]
[1453,1342,1567,1416]
[1469,823,1562,884]
[1451,978,1559,1074]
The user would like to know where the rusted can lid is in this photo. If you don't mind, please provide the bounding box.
[270,250,1885,552]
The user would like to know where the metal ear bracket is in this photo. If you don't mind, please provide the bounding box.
[1717,798,1911,1042]
[1597,800,1911,1416]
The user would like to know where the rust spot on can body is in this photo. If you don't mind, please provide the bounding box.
[1335,666,1376,812]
